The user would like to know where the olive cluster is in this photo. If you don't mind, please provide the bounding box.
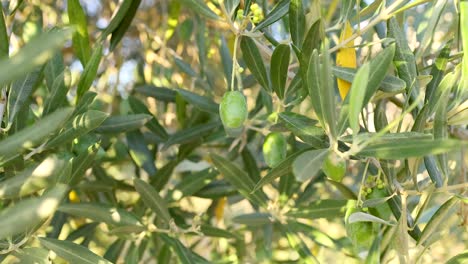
[363,176,393,220]
[363,175,385,195]
[236,3,264,24]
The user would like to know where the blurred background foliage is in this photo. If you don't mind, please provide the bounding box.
[0,0,466,263]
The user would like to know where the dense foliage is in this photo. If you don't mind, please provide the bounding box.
[0,0,467,263]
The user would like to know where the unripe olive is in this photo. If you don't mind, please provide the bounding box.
[219,91,248,136]
[322,152,346,182]
[263,132,287,167]
[345,201,376,255]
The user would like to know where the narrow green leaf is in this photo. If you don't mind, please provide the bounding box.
[301,19,323,66]
[58,202,143,228]
[424,155,443,188]
[39,237,112,264]
[462,0,468,92]
[0,185,67,240]
[124,243,139,264]
[109,0,141,51]
[0,9,8,59]
[432,68,455,178]
[387,18,419,103]
[364,44,396,104]
[349,63,370,134]
[193,180,237,199]
[292,149,328,182]
[157,244,172,264]
[339,0,355,22]
[43,70,70,115]
[0,108,73,165]
[0,28,72,86]
[163,121,220,149]
[66,222,99,241]
[224,0,240,16]
[425,40,452,106]
[220,36,233,90]
[253,150,306,192]
[176,88,219,113]
[68,0,91,65]
[240,36,270,91]
[127,96,168,141]
[159,235,195,264]
[281,225,319,263]
[180,0,219,20]
[340,131,432,144]
[319,43,337,138]
[7,67,42,125]
[73,91,97,115]
[95,114,151,134]
[348,212,396,226]
[254,0,289,31]
[352,0,383,22]
[199,225,239,239]
[68,142,100,186]
[288,221,338,249]
[415,0,448,59]
[127,130,157,176]
[47,110,108,148]
[289,0,305,48]
[359,139,467,159]
[332,66,406,94]
[133,178,171,226]
[174,57,196,77]
[305,50,324,126]
[210,153,268,206]
[286,199,348,219]
[418,197,458,246]
[285,72,303,98]
[446,251,468,264]
[0,155,68,199]
[135,85,177,102]
[101,0,133,36]
[195,20,207,76]
[241,147,261,182]
[44,52,65,91]
[430,61,459,119]
[172,168,218,199]
[270,44,290,99]
[232,213,273,226]
[76,44,102,100]
[103,239,125,263]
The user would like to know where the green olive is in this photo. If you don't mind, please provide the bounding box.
[322,151,346,182]
[345,201,376,254]
[263,132,287,167]
[219,91,248,133]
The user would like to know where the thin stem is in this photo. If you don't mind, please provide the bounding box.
[0,88,6,131]
[219,1,239,35]
[0,235,29,255]
[328,0,407,53]
[245,124,269,135]
[230,35,240,91]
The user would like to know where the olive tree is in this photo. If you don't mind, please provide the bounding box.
[0,0,466,263]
